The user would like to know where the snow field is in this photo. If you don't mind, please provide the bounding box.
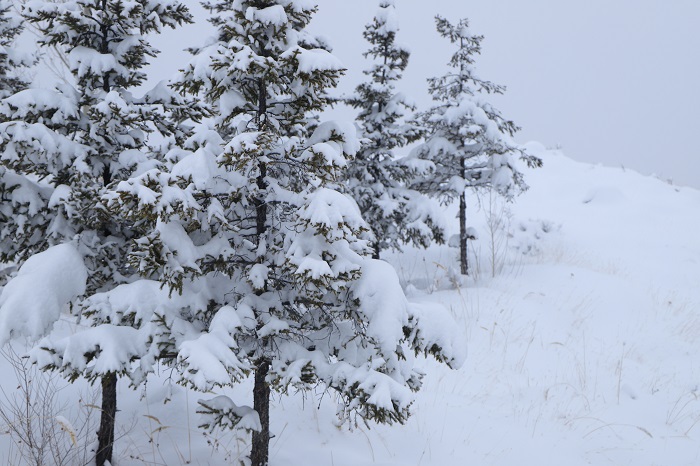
[1,146,700,465]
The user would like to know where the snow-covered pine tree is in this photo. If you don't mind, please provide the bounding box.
[412,16,541,275]
[107,2,463,465]
[345,0,443,259]
[0,1,195,464]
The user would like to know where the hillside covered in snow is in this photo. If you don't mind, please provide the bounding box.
[2,144,698,465]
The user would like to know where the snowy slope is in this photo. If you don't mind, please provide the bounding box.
[1,145,700,465]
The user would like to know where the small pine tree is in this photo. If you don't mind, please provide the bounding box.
[345,0,443,259]
[106,2,464,465]
[412,16,541,275]
[0,1,195,465]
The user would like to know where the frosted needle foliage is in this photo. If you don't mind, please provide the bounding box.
[344,0,445,259]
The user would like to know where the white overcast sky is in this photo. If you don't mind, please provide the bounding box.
[146,0,700,188]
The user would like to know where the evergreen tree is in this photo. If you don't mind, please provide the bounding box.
[106,1,463,464]
[345,0,443,259]
[0,1,195,464]
[412,16,541,275]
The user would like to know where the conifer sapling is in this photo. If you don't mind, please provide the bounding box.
[345,0,444,259]
[411,16,541,275]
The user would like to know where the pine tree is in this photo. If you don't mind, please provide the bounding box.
[412,16,541,275]
[345,0,443,259]
[105,2,464,464]
[0,1,195,465]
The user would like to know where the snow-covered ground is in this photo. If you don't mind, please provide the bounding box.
[2,144,700,465]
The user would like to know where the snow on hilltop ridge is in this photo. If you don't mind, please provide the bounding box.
[1,144,699,465]
[516,141,700,293]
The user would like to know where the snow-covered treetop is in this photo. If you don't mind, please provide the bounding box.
[411,16,542,202]
[176,0,342,139]
[346,0,419,149]
[342,0,441,257]
[23,0,192,89]
[429,16,505,102]
[361,0,406,85]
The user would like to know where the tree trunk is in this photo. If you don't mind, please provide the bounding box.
[251,359,271,466]
[96,372,117,466]
[459,190,468,276]
[96,11,117,464]
[250,69,271,466]
[255,76,268,248]
[372,241,380,260]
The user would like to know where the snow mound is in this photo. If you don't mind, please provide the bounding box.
[0,244,86,345]
[582,186,627,204]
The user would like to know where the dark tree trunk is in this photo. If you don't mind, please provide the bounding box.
[372,241,380,260]
[96,372,117,466]
[97,11,117,465]
[256,160,267,236]
[249,70,271,466]
[459,190,468,276]
[100,0,111,93]
[255,76,268,242]
[250,61,273,466]
[251,359,271,466]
